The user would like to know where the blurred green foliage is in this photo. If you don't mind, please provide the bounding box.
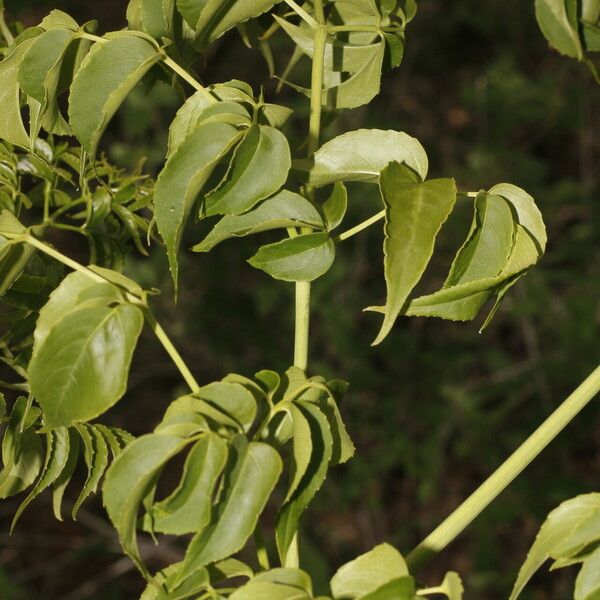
[1,0,598,598]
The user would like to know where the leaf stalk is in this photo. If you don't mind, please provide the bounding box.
[406,363,600,571]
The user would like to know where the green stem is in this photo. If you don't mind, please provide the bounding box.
[287,4,328,572]
[19,234,200,393]
[335,210,385,242]
[0,9,14,46]
[406,363,600,572]
[281,0,319,29]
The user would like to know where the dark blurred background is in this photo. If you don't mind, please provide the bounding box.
[1,1,599,598]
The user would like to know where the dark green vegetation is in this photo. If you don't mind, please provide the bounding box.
[0,0,598,599]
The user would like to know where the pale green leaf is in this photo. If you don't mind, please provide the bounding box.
[229,582,311,600]
[248,232,335,282]
[369,163,457,345]
[359,577,416,600]
[68,35,162,154]
[535,0,583,58]
[0,39,35,148]
[510,494,600,600]
[419,572,464,600]
[294,129,428,188]
[197,381,257,431]
[154,121,243,289]
[29,303,144,428]
[176,0,208,28]
[40,9,79,31]
[575,547,600,600]
[205,125,291,216]
[177,437,282,583]
[331,543,409,600]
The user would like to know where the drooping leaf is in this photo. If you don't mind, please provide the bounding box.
[72,424,109,518]
[193,190,324,252]
[0,398,43,498]
[368,163,457,345]
[103,433,190,575]
[575,546,600,600]
[294,129,428,188]
[276,402,332,565]
[52,428,80,520]
[194,0,281,48]
[248,232,335,282]
[154,121,243,289]
[11,427,70,529]
[68,35,162,154]
[330,543,409,600]
[196,382,257,431]
[29,303,144,428]
[168,94,251,157]
[204,125,291,216]
[145,433,228,535]
[18,27,75,139]
[177,437,282,582]
[0,38,36,148]
[535,0,583,59]
[510,494,600,600]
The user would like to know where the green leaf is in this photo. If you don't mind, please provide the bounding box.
[369,163,457,345]
[330,543,409,600]
[11,427,70,529]
[489,183,547,252]
[103,433,190,576]
[510,494,600,600]
[40,9,79,31]
[276,402,332,565]
[52,428,80,520]
[29,303,144,428]
[33,271,124,352]
[176,0,207,29]
[204,125,291,216]
[0,38,36,148]
[248,232,335,282]
[294,129,428,188]
[280,403,313,503]
[419,572,464,600]
[71,424,109,518]
[154,121,243,290]
[576,547,600,600]
[177,437,282,583]
[254,568,313,594]
[359,577,416,600]
[168,94,251,157]
[229,581,311,600]
[138,0,172,39]
[197,381,257,431]
[535,0,583,59]
[18,27,75,139]
[194,0,280,48]
[444,192,515,287]
[141,563,210,600]
[193,190,324,252]
[0,398,43,498]
[145,433,227,535]
[322,183,348,231]
[68,35,162,154]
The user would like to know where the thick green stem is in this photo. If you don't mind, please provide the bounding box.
[406,363,600,572]
[287,6,328,571]
[19,234,200,393]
